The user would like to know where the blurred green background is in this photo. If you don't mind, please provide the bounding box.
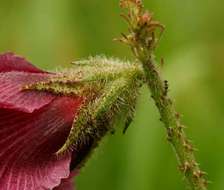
[0,0,224,189]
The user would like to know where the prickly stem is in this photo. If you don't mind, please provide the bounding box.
[118,0,208,189]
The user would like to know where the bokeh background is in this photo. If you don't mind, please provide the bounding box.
[0,0,224,189]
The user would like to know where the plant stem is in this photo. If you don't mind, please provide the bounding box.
[118,0,208,189]
[142,55,208,190]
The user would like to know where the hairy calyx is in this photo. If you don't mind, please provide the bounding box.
[24,56,144,161]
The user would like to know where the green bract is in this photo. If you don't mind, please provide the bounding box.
[25,56,144,157]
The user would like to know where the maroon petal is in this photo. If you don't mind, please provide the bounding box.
[0,52,46,73]
[0,71,56,113]
[0,96,82,190]
[0,52,56,113]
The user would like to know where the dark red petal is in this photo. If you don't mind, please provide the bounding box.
[0,52,46,73]
[0,71,55,113]
[0,96,82,190]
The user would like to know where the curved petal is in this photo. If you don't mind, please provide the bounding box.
[0,52,46,73]
[0,71,56,113]
[0,96,83,190]
[53,172,77,190]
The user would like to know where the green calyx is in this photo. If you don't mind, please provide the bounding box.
[24,56,144,158]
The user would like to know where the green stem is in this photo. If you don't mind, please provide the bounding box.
[118,1,208,188]
[142,55,207,190]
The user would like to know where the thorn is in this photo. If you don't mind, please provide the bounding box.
[120,13,132,25]
[193,147,199,152]
[113,37,124,43]
[179,161,191,174]
[167,127,174,141]
[175,112,181,119]
[183,140,194,152]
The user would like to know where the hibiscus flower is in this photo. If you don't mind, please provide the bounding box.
[0,52,84,190]
[0,51,142,190]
